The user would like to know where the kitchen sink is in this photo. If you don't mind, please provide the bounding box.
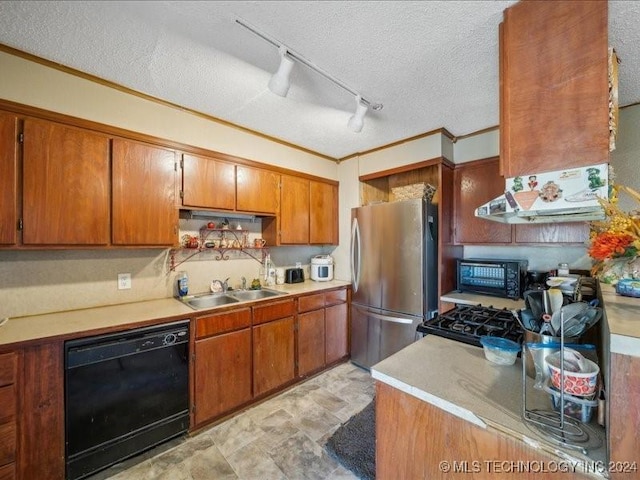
[178,288,287,310]
[182,293,240,310]
[228,289,287,301]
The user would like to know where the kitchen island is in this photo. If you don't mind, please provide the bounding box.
[372,286,640,480]
[371,335,607,479]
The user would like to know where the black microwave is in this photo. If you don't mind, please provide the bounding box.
[456,258,528,300]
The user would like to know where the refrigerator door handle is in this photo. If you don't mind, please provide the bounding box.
[352,306,415,325]
[351,218,361,292]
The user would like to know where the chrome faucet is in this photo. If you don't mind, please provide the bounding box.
[241,276,247,290]
[211,277,230,292]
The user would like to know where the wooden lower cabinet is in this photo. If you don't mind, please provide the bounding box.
[325,302,348,364]
[0,463,15,480]
[194,329,252,426]
[18,343,64,480]
[608,353,640,480]
[0,352,17,479]
[297,288,349,377]
[0,347,63,480]
[377,382,591,479]
[298,309,325,376]
[253,317,295,397]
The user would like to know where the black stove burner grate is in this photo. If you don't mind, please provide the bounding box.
[417,304,523,347]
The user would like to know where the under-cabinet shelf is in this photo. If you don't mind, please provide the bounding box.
[169,246,268,271]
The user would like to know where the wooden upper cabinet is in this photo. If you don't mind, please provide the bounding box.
[515,223,589,245]
[280,175,310,244]
[454,158,512,244]
[22,119,110,245]
[0,112,17,245]
[500,0,609,177]
[112,139,178,246]
[181,153,235,211]
[236,165,279,215]
[310,181,338,245]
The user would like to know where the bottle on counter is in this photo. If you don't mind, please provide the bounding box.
[558,263,570,276]
[177,271,189,297]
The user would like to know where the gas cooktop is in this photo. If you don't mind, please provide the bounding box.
[417,304,523,347]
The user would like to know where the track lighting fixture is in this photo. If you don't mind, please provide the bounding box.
[348,96,368,133]
[268,46,295,97]
[236,17,383,132]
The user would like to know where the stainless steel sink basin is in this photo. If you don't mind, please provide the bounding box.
[228,289,287,301]
[182,293,240,310]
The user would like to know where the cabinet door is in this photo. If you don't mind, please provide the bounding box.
[325,303,348,364]
[454,158,512,244]
[515,223,589,244]
[279,175,309,244]
[253,317,295,397]
[18,343,64,480]
[112,139,178,245]
[310,181,338,245]
[194,329,252,425]
[500,0,608,177]
[298,310,325,376]
[23,119,110,245]
[182,153,235,210]
[0,113,17,245]
[236,166,279,214]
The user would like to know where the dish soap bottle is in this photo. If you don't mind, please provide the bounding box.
[177,271,189,297]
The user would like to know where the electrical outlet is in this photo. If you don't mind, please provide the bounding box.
[118,273,132,290]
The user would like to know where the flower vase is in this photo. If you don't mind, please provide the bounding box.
[597,256,640,285]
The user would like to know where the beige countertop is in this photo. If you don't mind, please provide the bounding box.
[371,335,607,477]
[0,279,349,348]
[599,284,640,356]
[441,291,526,310]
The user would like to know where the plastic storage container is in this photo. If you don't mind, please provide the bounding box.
[616,279,640,298]
[544,381,598,423]
[480,336,521,365]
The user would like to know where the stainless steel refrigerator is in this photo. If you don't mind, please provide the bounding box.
[350,198,438,369]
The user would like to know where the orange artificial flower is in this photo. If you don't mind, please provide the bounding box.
[588,232,634,261]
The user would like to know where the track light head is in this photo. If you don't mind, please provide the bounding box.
[348,96,368,133]
[268,46,294,97]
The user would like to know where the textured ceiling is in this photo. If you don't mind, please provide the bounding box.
[0,1,638,160]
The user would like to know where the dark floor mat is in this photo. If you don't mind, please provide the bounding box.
[325,400,375,480]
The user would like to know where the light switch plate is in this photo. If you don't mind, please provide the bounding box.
[118,273,132,290]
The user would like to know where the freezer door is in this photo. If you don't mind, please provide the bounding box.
[350,304,421,370]
[380,199,424,315]
[351,206,382,309]
[350,304,380,369]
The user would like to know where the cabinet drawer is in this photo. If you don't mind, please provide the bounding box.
[0,462,15,480]
[196,308,251,339]
[0,385,16,424]
[0,421,16,466]
[253,299,295,325]
[325,288,347,306]
[298,293,325,313]
[0,353,16,388]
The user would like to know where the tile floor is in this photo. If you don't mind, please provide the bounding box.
[90,361,375,480]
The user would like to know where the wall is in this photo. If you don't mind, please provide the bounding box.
[0,51,336,319]
[610,104,640,212]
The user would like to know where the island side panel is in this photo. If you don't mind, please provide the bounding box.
[375,382,591,479]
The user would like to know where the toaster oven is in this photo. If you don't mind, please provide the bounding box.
[457,258,528,300]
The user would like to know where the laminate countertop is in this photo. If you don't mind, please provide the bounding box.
[0,279,350,348]
[599,284,640,357]
[371,335,607,478]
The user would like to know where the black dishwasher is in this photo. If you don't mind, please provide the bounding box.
[65,320,190,480]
